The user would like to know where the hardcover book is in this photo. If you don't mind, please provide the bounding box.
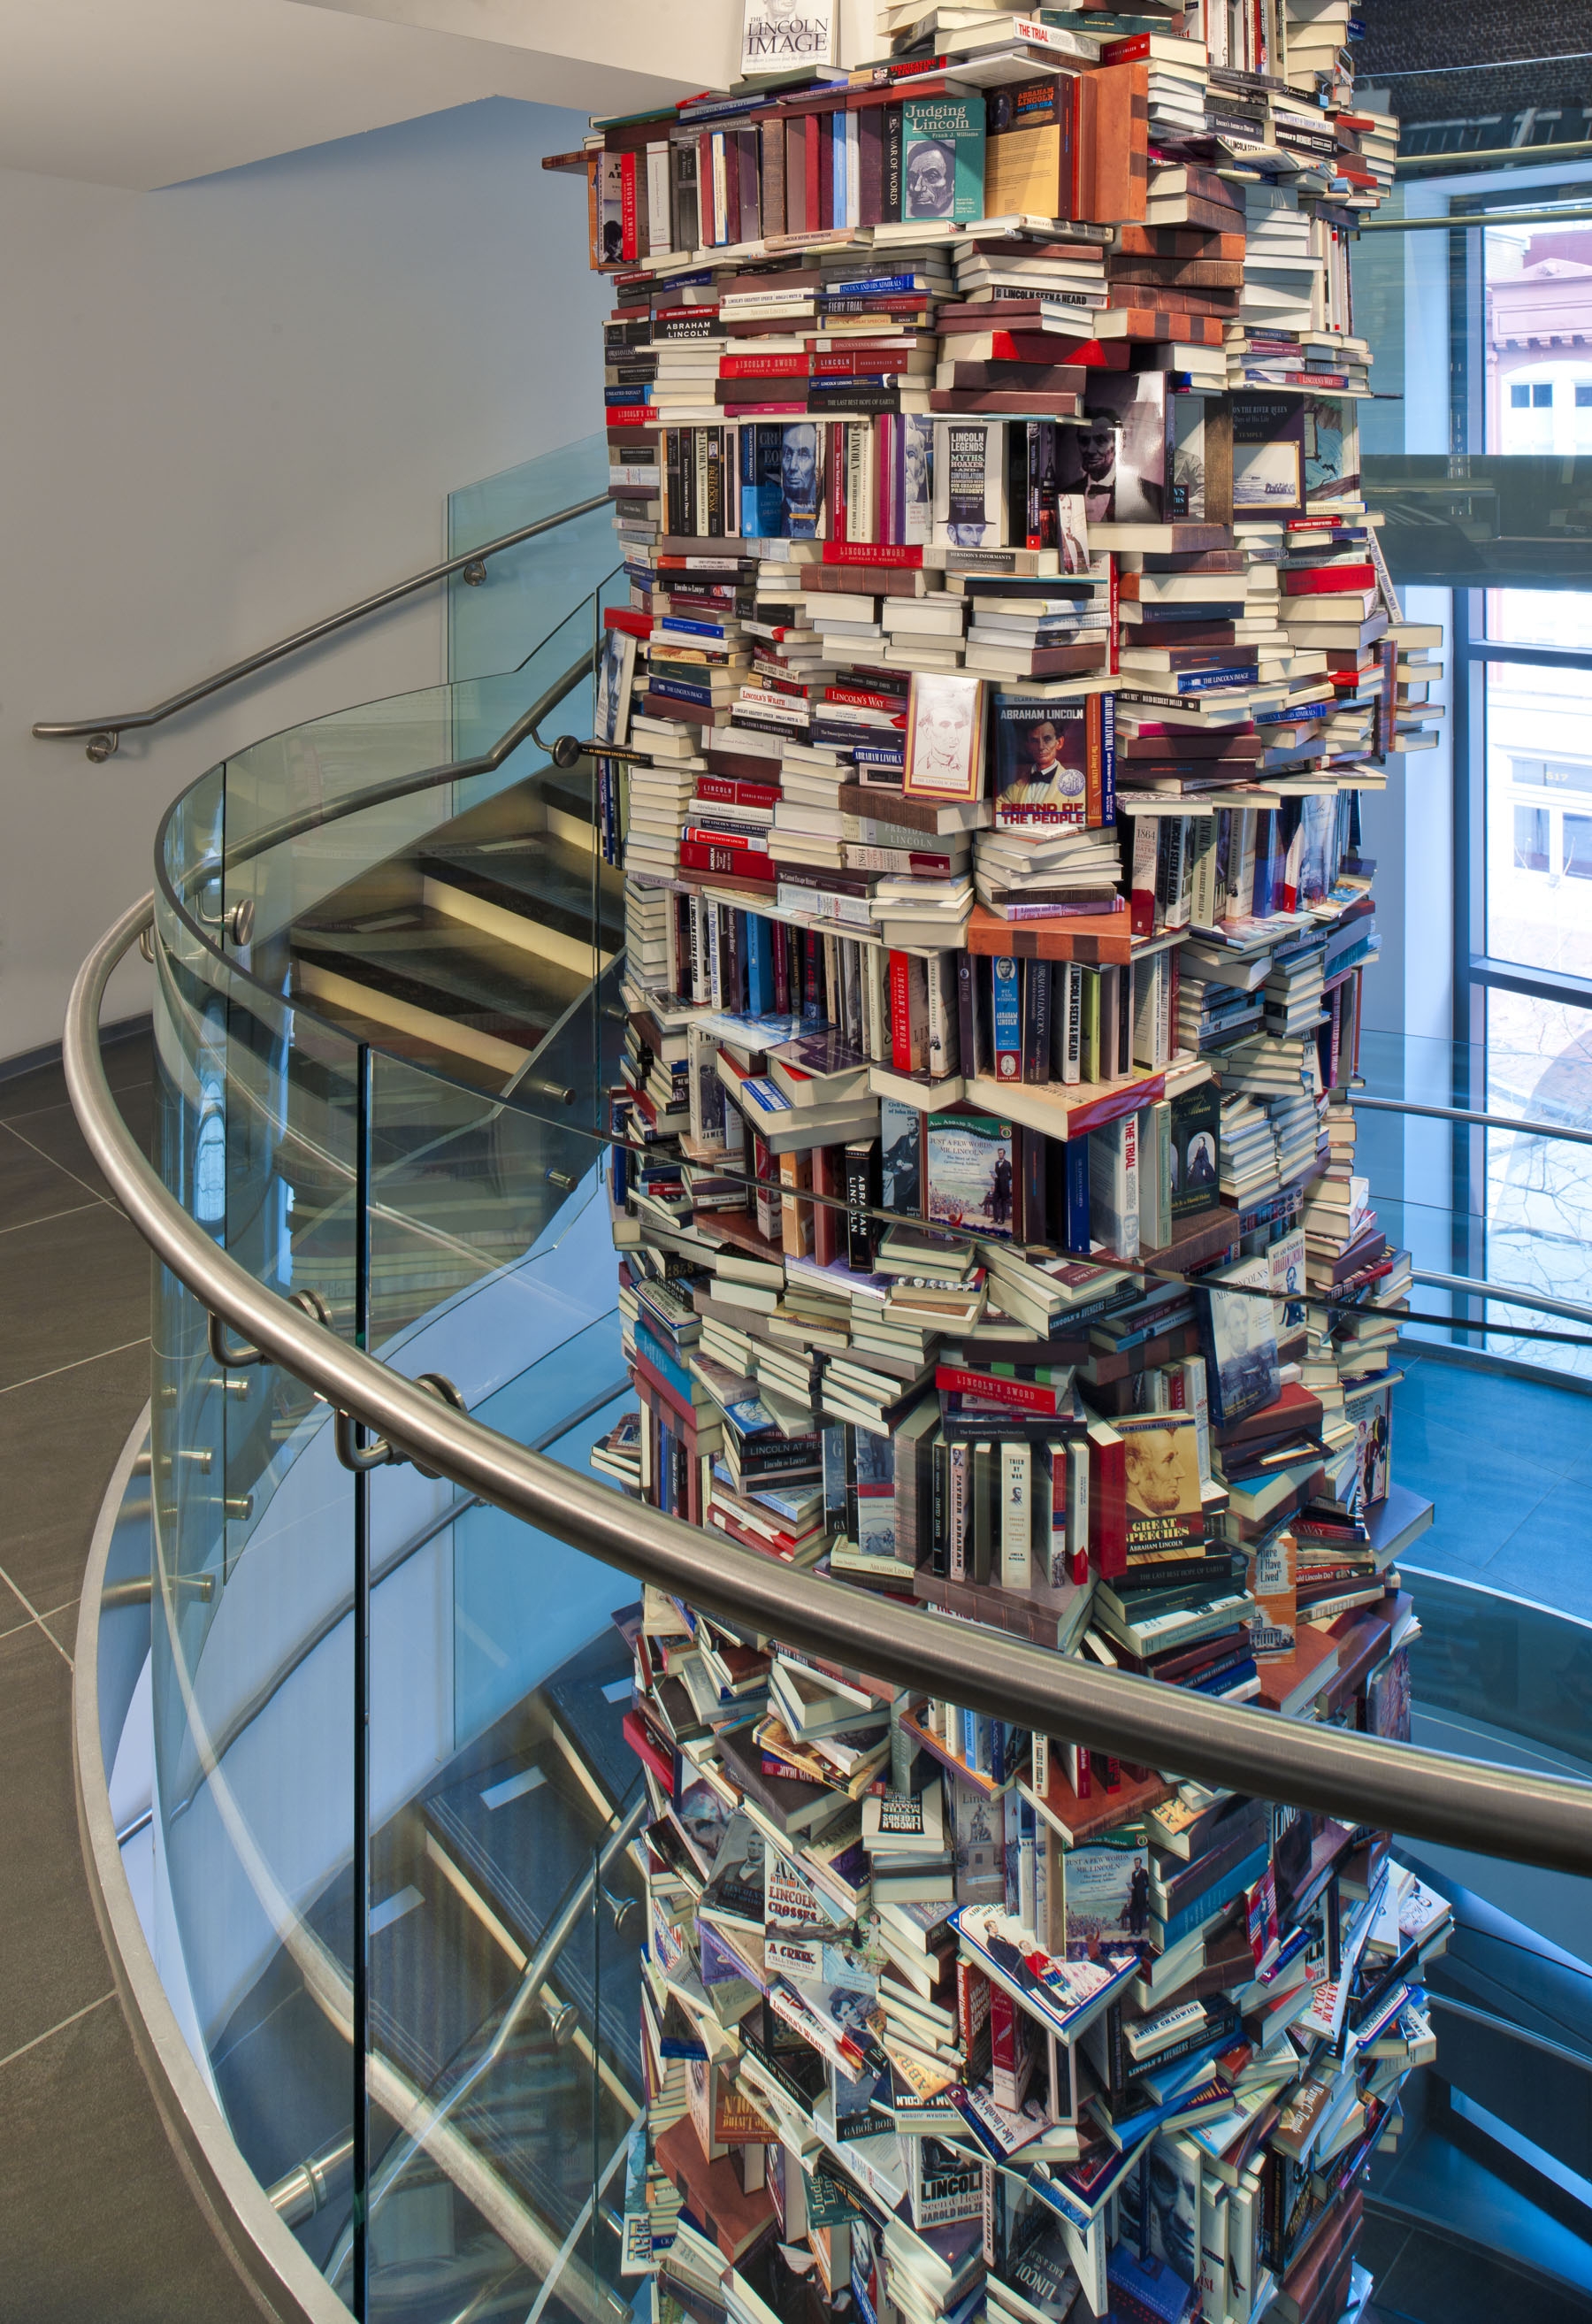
[1061,372,1206,524]
[1064,1829,1151,1959]
[741,0,836,73]
[740,420,829,540]
[1167,1084,1220,1222]
[1115,1413,1204,1552]
[1230,394,1305,517]
[595,622,639,747]
[925,1111,1017,1240]
[1199,1254,1281,1427]
[905,672,987,802]
[991,694,1106,831]
[901,97,986,224]
[934,418,1006,549]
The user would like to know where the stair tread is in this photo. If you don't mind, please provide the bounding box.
[294,930,570,1038]
[418,845,624,947]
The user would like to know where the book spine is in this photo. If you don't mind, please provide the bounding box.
[991,956,1022,1081]
[999,1440,1032,1592]
[1066,1439,1091,1585]
[1022,958,1052,1086]
[845,1139,876,1272]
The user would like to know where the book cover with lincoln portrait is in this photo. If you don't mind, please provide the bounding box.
[991,695,1095,828]
[1115,1413,1205,1549]
[904,671,986,801]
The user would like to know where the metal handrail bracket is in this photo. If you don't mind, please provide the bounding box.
[64,896,1592,1881]
[34,489,609,759]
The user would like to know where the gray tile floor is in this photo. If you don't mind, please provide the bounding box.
[0,1029,259,2320]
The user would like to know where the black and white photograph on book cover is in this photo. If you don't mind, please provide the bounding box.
[1202,1254,1282,1424]
[1065,373,1205,524]
[741,421,827,540]
[595,623,638,748]
[1116,2136,1200,2285]
[904,415,935,545]
[1055,414,1120,524]
[740,0,835,74]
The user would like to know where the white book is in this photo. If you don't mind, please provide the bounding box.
[931,416,1006,550]
[999,1440,1031,1592]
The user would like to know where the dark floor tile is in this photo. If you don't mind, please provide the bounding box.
[0,1626,119,2060]
[2,1070,155,1200]
[39,1599,81,1658]
[0,1026,151,1118]
[0,1341,149,1611]
[0,1992,262,2322]
[1374,2219,1592,2324]
[0,1056,68,1120]
[0,1201,150,1392]
[0,1124,104,1236]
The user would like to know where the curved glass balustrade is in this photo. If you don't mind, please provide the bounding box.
[76,540,1592,2324]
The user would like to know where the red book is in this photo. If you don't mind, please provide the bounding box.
[1087,1417,1128,1580]
[811,1142,845,1268]
[821,541,922,569]
[935,1365,1068,1416]
[632,1351,704,1441]
[606,405,654,433]
[1282,564,1377,595]
[620,151,639,261]
[804,114,822,234]
[606,605,651,639]
[623,1707,675,1791]
[679,840,777,883]
[679,826,769,855]
[720,352,810,378]
[888,950,915,1073]
[695,777,782,809]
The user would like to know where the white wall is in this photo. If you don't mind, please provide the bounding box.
[0,96,610,1060]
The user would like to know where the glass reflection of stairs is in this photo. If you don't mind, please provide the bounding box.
[213,1625,642,2316]
[291,770,624,1097]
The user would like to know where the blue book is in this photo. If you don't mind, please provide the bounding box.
[826,272,937,297]
[1149,1838,1271,1951]
[833,110,847,226]
[991,956,1022,1079]
[1250,810,1275,917]
[606,382,652,403]
[633,1321,698,1412]
[746,912,775,1014]
[1065,1138,1091,1254]
[1171,664,1259,694]
[660,615,736,640]
[649,675,715,708]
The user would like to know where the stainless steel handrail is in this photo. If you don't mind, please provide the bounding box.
[181,644,599,882]
[1412,1269,1592,1326]
[65,897,1592,1877]
[1426,1992,1592,2075]
[34,491,611,761]
[1352,1093,1592,1150]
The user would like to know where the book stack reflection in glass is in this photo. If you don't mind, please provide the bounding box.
[575,9,1441,2321]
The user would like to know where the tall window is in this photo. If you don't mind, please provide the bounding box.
[1454,212,1592,1370]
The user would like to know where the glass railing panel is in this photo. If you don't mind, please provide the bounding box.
[448,433,616,685]
[210,604,603,1008]
[149,929,365,2291]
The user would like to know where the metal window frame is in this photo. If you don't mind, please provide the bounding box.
[1443,183,1592,1356]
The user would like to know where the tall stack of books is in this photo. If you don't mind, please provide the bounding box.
[560,17,1434,2324]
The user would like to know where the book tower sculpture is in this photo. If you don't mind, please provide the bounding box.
[562,7,1448,2320]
